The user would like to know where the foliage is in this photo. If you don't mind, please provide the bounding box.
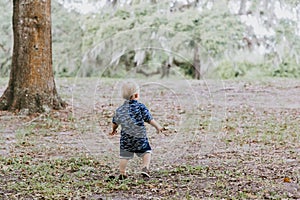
[195,1,245,57]
[214,60,269,79]
[0,0,300,79]
[52,1,84,77]
[284,0,300,6]
[0,0,12,77]
[272,58,300,78]
[216,57,300,79]
[80,0,245,78]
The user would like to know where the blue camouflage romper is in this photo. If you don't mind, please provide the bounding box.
[113,100,153,156]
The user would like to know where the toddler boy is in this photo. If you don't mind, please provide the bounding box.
[110,81,163,179]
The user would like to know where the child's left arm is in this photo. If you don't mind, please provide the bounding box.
[149,119,163,133]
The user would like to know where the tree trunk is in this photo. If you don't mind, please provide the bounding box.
[238,0,247,15]
[193,45,201,80]
[0,0,66,114]
[160,60,171,79]
[111,0,118,7]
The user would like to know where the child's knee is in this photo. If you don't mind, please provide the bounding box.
[138,150,152,158]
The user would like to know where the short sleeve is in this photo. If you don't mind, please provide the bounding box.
[140,103,153,122]
[112,113,119,125]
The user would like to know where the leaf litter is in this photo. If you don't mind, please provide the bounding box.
[0,78,299,199]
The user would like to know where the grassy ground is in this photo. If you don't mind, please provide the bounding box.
[0,77,299,199]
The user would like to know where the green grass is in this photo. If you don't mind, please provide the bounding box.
[1,155,111,199]
[0,152,297,199]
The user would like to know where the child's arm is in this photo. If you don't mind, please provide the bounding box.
[149,119,163,133]
[110,123,118,136]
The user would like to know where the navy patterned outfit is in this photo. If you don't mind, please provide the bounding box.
[113,100,153,155]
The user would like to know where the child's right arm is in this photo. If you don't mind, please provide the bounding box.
[109,123,118,136]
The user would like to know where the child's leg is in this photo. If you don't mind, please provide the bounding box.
[142,152,151,169]
[119,149,133,175]
[120,159,129,175]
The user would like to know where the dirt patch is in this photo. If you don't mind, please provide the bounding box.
[0,78,299,199]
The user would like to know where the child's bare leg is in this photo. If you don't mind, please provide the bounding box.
[120,159,128,175]
[142,152,151,169]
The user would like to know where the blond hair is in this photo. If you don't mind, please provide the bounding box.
[121,81,140,100]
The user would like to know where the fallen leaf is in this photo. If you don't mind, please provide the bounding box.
[283,177,291,183]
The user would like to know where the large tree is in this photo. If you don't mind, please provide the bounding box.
[0,0,65,114]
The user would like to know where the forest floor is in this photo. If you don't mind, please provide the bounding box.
[0,77,299,199]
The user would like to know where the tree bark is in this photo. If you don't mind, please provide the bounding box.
[160,61,171,79]
[111,0,118,7]
[0,0,66,114]
[193,45,201,80]
[238,0,247,15]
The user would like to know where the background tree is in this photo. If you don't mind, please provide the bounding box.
[0,0,65,114]
[0,0,12,77]
[52,1,83,77]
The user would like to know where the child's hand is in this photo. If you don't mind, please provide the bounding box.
[156,127,166,134]
[109,130,117,136]
[149,120,164,134]
[157,127,170,135]
[109,123,118,136]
